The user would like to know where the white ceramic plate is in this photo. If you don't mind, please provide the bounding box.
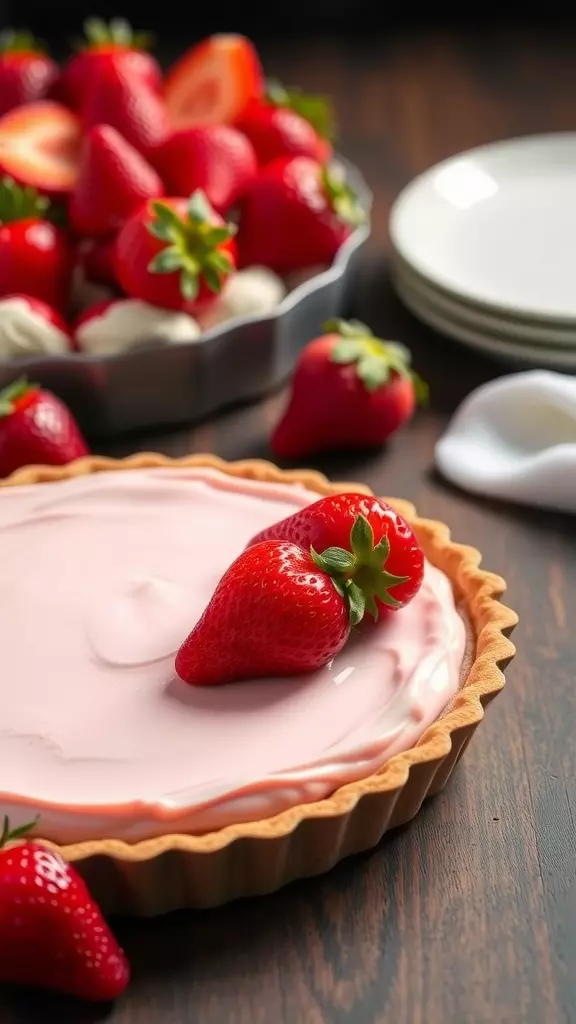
[390,133,576,322]
[392,256,576,348]
[393,270,576,370]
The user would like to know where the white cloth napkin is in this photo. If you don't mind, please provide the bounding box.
[435,371,576,513]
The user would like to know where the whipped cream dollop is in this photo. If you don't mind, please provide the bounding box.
[0,297,70,358]
[75,299,201,355]
[0,468,465,843]
[436,370,576,513]
[198,267,287,330]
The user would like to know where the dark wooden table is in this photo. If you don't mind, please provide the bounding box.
[4,23,576,1024]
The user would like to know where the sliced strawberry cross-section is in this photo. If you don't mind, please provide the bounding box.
[164,34,264,129]
[0,101,81,197]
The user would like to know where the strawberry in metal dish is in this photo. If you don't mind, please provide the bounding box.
[175,509,417,686]
[81,57,169,157]
[0,29,59,117]
[164,34,263,129]
[0,378,88,478]
[69,124,164,238]
[114,189,237,314]
[237,156,365,272]
[0,817,129,1000]
[235,81,335,166]
[151,125,257,215]
[0,177,72,310]
[57,17,162,110]
[248,492,425,613]
[0,101,81,197]
[271,319,428,458]
[0,293,71,358]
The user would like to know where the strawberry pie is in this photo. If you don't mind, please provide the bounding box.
[0,455,516,912]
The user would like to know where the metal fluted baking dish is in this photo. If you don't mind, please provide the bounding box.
[0,161,372,439]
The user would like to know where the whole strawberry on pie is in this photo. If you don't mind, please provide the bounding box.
[271,319,428,459]
[114,189,237,314]
[0,816,130,1000]
[175,500,424,686]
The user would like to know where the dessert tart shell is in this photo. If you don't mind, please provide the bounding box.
[1,454,518,915]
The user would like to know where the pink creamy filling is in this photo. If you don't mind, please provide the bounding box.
[0,468,466,843]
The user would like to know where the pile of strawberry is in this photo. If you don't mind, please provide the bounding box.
[0,20,365,358]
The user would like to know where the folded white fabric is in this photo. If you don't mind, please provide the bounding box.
[435,370,576,513]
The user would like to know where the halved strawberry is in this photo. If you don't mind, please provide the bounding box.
[0,101,81,197]
[164,34,263,129]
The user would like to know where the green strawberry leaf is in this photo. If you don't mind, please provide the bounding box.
[266,78,337,141]
[148,245,182,274]
[0,814,40,848]
[311,546,356,574]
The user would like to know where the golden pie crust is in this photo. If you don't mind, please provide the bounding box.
[1,453,518,914]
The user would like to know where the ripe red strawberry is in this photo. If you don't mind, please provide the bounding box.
[248,493,424,612]
[272,319,428,459]
[114,190,237,314]
[0,293,71,358]
[0,101,81,197]
[177,511,397,685]
[0,817,129,1000]
[0,378,88,478]
[82,58,169,157]
[235,82,335,166]
[70,125,164,238]
[164,34,263,130]
[151,125,257,215]
[57,17,161,111]
[0,177,72,310]
[237,157,365,272]
[0,30,59,117]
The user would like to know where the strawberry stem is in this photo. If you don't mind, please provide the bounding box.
[147,190,236,302]
[0,377,35,418]
[325,318,429,401]
[81,17,154,52]
[0,29,46,54]
[266,78,337,141]
[0,176,51,225]
[311,513,410,623]
[0,815,40,848]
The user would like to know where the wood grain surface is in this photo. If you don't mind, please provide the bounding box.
[2,24,576,1024]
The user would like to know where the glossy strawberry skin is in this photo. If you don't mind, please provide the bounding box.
[0,51,59,117]
[235,98,331,166]
[70,124,164,238]
[271,333,416,458]
[0,384,89,478]
[151,125,257,214]
[59,47,162,111]
[114,197,237,314]
[237,156,352,272]
[175,540,350,686]
[248,493,424,610]
[0,840,129,1000]
[0,218,72,311]
[82,59,169,157]
[76,235,118,287]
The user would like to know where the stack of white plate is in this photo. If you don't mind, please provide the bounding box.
[389,133,576,370]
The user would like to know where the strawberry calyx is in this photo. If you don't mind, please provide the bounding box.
[80,17,153,53]
[147,190,236,302]
[311,513,410,622]
[0,29,46,55]
[266,78,337,141]
[325,318,429,401]
[0,814,40,849]
[322,164,365,228]
[0,176,50,225]
[0,377,38,418]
